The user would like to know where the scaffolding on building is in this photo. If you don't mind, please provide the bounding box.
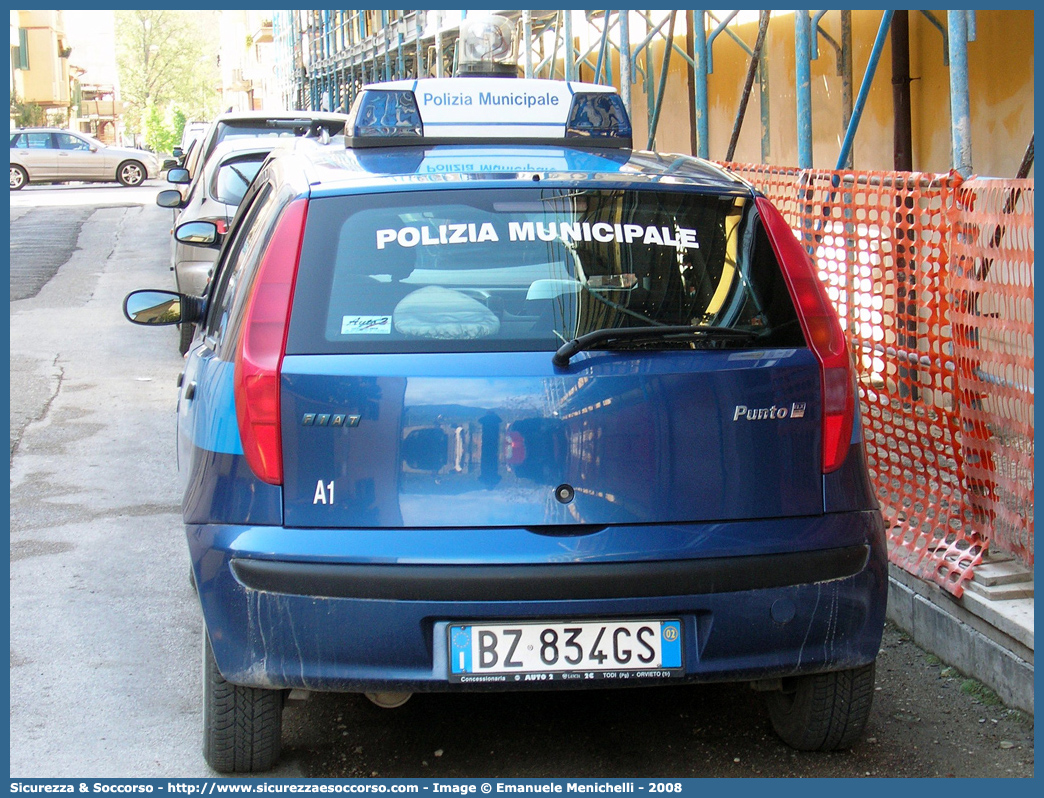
[269,10,1033,593]
[271,9,985,176]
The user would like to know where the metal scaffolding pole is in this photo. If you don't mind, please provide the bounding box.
[646,11,677,150]
[835,10,894,171]
[619,11,632,121]
[726,10,770,162]
[435,13,444,78]
[948,10,973,177]
[840,11,853,168]
[795,10,813,168]
[564,11,575,81]
[522,10,533,78]
[693,10,708,158]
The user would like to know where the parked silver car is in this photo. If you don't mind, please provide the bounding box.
[10,128,160,189]
[181,110,349,184]
[158,136,300,353]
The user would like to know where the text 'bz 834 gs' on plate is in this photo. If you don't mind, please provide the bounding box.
[448,619,683,682]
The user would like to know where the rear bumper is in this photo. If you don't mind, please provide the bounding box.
[190,512,887,692]
[231,545,870,601]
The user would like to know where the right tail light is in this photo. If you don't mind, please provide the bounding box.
[756,196,854,474]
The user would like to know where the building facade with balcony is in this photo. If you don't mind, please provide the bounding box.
[218,11,281,112]
[10,9,73,127]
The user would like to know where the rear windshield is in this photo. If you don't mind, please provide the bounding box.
[286,187,805,355]
[209,154,267,205]
[214,119,345,147]
[204,119,346,167]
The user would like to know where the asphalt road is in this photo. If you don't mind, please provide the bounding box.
[8,182,1034,780]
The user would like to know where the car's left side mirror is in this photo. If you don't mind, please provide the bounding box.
[175,220,222,249]
[123,289,205,326]
[157,189,186,209]
[167,167,190,184]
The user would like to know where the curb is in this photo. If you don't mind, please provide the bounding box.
[887,564,1034,716]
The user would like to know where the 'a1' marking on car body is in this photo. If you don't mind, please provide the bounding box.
[313,480,335,505]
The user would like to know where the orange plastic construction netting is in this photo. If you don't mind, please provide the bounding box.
[720,163,1034,596]
[950,179,1034,569]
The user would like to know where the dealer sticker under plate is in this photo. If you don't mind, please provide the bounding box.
[448,619,683,683]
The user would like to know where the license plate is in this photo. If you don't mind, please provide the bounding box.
[448,619,683,683]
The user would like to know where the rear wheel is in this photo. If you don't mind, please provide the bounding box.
[11,165,28,190]
[202,629,285,773]
[765,662,876,751]
[117,160,146,187]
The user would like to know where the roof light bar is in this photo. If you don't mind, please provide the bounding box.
[566,93,632,142]
[346,90,423,145]
[346,79,633,149]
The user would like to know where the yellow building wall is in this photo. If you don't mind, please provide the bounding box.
[15,10,70,108]
[623,10,1033,179]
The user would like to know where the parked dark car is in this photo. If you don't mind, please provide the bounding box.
[158,137,300,353]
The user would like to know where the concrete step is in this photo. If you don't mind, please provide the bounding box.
[964,578,1034,601]
[971,559,1034,587]
[960,587,1035,652]
[888,564,1034,716]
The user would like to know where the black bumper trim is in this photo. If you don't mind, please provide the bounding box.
[230,545,870,601]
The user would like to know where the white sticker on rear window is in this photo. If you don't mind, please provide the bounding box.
[341,315,392,335]
[373,221,699,251]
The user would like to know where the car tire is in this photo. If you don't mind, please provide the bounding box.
[202,629,285,773]
[764,662,876,751]
[10,165,28,191]
[178,322,196,355]
[117,160,146,187]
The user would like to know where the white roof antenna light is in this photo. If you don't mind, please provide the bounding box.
[455,14,518,78]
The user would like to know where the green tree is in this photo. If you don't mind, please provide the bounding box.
[115,10,220,137]
[143,103,174,154]
[11,93,45,127]
[170,107,188,148]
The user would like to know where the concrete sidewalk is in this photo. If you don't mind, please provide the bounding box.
[887,551,1034,716]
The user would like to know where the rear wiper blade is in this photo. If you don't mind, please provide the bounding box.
[552,325,758,367]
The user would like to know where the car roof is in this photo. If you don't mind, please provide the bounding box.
[211,109,350,123]
[266,142,752,198]
[266,77,748,196]
[14,127,85,133]
[205,135,305,160]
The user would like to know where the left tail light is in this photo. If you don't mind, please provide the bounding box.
[756,196,855,474]
[233,199,309,485]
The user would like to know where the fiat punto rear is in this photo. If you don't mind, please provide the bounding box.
[125,69,886,773]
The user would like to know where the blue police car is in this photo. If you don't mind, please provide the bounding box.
[126,44,886,774]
